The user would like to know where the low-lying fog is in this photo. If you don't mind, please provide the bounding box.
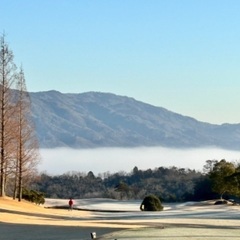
[38,147,240,176]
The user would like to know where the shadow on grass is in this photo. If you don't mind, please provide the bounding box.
[0,222,120,240]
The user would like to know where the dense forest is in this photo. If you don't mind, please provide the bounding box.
[33,159,240,202]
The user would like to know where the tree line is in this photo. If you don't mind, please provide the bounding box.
[33,159,240,202]
[0,34,39,201]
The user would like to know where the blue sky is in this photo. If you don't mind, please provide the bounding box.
[1,1,240,124]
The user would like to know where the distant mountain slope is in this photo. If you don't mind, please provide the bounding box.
[29,91,240,150]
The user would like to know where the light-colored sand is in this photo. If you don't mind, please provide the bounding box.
[0,197,143,228]
[1,197,240,240]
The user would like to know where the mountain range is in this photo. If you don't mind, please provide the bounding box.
[29,90,240,150]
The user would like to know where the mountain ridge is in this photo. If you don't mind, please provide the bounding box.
[29,90,240,150]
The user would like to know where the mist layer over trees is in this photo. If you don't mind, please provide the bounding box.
[1,35,240,204]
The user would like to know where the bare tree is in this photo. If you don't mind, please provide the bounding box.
[14,67,40,201]
[0,34,40,199]
[0,34,17,197]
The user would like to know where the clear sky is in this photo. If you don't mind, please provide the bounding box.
[1,0,240,124]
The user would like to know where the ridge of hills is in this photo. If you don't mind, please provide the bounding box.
[29,90,240,150]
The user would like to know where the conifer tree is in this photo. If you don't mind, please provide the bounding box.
[0,34,40,198]
[0,34,17,197]
[14,67,40,201]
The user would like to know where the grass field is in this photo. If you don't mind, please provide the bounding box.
[0,197,240,240]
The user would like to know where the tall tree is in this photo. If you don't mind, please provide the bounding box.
[209,159,236,199]
[14,67,40,201]
[203,160,218,174]
[0,34,17,197]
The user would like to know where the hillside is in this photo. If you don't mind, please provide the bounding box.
[30,91,240,150]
